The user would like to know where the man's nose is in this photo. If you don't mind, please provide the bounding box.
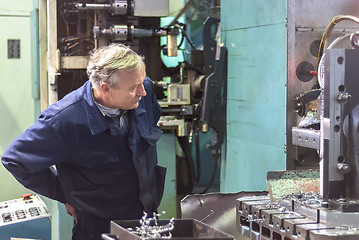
[137,83,147,96]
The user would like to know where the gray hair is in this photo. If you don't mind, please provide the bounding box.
[87,43,144,89]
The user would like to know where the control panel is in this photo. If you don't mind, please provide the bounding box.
[0,194,50,226]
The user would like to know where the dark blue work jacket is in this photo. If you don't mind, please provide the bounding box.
[2,78,165,219]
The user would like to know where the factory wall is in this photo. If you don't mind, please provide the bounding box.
[220,1,287,192]
[0,0,35,200]
[0,1,73,239]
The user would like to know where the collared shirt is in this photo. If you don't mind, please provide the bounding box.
[91,88,128,136]
[91,88,120,117]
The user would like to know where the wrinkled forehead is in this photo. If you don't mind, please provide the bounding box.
[111,64,146,88]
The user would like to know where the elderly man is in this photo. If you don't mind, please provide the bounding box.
[2,43,165,239]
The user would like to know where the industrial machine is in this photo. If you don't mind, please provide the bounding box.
[47,0,171,102]
[0,194,51,239]
[236,15,359,240]
[30,0,359,239]
[287,0,359,170]
[44,0,226,196]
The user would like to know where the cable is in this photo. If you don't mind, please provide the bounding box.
[200,149,220,194]
[317,15,359,69]
[317,33,353,88]
[177,136,195,193]
[60,0,71,36]
[168,0,195,27]
[173,24,195,50]
[191,119,201,182]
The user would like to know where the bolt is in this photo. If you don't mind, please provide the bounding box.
[337,163,351,174]
[338,92,351,104]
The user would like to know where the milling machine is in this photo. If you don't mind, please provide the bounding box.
[237,16,359,240]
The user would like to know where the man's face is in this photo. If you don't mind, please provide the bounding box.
[106,64,147,110]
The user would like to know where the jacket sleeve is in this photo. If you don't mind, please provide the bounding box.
[1,113,67,203]
[147,76,162,125]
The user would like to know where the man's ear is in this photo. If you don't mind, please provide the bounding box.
[100,82,111,94]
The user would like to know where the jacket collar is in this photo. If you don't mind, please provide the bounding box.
[83,81,112,135]
[128,96,147,141]
[134,99,147,116]
[83,80,147,135]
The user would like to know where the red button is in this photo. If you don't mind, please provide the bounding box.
[21,193,33,200]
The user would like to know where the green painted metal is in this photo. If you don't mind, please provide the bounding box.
[30,6,41,119]
[0,0,32,15]
[267,170,320,201]
[220,0,287,193]
[58,202,74,240]
[221,1,287,30]
[157,134,178,219]
[30,2,71,239]
[0,3,35,196]
[0,0,54,237]
[0,1,68,240]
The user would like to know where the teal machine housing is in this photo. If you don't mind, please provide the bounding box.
[220,0,359,194]
[220,0,287,192]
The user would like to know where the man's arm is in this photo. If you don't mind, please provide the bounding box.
[1,114,67,203]
[144,76,162,124]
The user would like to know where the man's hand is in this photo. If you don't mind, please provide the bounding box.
[65,203,78,224]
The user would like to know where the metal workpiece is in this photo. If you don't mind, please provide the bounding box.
[236,195,269,212]
[281,191,322,208]
[236,195,271,218]
[251,204,279,221]
[290,203,319,222]
[295,223,335,240]
[236,193,359,239]
[237,196,271,209]
[309,227,359,240]
[271,212,305,232]
[292,127,320,149]
[261,209,288,227]
[283,218,318,239]
[282,192,323,221]
[158,116,188,137]
[242,200,272,218]
[236,195,272,239]
[319,207,359,227]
